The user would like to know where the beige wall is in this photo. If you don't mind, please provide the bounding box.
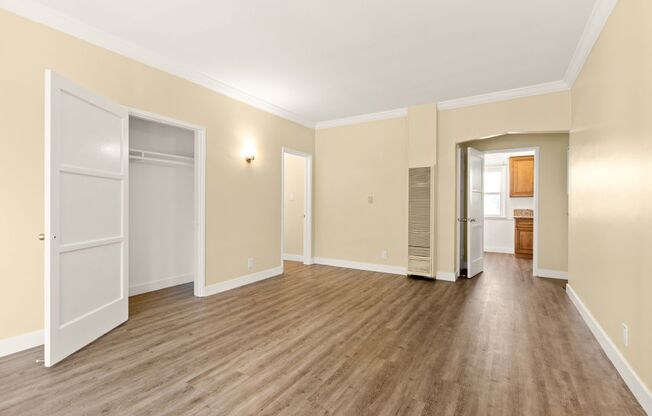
[461,133,569,272]
[314,117,408,267]
[0,10,314,341]
[569,0,652,392]
[408,104,437,167]
[314,104,437,271]
[436,91,571,274]
[407,104,438,272]
[283,154,305,257]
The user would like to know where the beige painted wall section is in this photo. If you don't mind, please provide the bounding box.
[407,104,438,271]
[283,154,305,257]
[0,10,314,341]
[461,133,569,272]
[437,91,571,274]
[570,0,652,393]
[408,104,437,167]
[315,117,408,267]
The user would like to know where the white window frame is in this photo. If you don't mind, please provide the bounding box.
[483,164,506,218]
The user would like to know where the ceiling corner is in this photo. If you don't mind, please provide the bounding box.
[563,0,619,87]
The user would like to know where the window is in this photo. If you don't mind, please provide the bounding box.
[484,165,505,217]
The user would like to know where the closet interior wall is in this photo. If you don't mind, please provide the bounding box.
[128,117,195,296]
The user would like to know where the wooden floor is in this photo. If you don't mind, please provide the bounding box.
[0,254,644,415]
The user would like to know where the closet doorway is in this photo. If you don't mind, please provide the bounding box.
[128,110,206,298]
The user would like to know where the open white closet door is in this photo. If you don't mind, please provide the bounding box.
[466,147,484,277]
[44,70,129,366]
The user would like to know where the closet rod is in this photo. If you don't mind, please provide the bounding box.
[129,148,193,167]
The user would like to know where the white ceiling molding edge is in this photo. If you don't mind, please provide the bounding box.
[563,0,618,86]
[0,0,316,128]
[437,0,619,111]
[315,108,408,130]
[436,80,568,111]
[0,0,618,127]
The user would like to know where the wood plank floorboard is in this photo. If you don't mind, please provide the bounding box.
[0,253,645,415]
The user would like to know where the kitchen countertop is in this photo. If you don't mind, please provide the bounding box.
[513,209,534,219]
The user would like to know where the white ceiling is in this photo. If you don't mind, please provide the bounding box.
[29,0,596,124]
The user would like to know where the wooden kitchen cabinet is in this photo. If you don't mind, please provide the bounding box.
[514,217,533,259]
[509,156,534,197]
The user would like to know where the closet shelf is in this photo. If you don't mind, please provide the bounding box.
[129,148,193,167]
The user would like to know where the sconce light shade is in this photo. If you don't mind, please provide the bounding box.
[242,141,257,163]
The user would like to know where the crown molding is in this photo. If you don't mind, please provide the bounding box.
[0,0,315,128]
[1,0,617,124]
[316,108,408,130]
[563,0,618,86]
[437,80,569,111]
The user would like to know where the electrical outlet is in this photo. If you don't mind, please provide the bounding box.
[381,250,388,259]
[622,323,628,347]
[367,195,374,204]
[247,257,254,269]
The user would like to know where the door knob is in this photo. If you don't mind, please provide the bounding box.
[38,233,45,241]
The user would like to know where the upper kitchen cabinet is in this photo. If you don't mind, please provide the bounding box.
[509,155,534,197]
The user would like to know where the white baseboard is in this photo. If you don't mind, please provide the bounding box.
[436,271,457,282]
[566,284,652,414]
[484,247,514,254]
[129,273,194,296]
[313,257,407,275]
[535,268,569,280]
[0,329,43,358]
[283,253,304,262]
[203,266,284,297]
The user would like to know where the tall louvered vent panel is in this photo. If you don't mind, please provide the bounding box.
[408,167,434,277]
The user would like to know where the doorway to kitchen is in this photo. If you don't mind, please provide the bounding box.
[457,144,539,278]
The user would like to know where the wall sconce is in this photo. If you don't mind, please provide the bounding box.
[242,141,257,163]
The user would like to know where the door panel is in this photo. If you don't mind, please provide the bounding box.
[59,243,123,326]
[59,172,122,245]
[59,91,124,173]
[45,70,128,367]
[466,147,484,277]
[469,192,483,222]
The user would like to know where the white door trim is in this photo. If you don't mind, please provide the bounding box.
[127,108,206,297]
[281,147,313,268]
[455,146,463,276]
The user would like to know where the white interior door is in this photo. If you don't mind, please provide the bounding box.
[466,147,484,277]
[45,70,129,366]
